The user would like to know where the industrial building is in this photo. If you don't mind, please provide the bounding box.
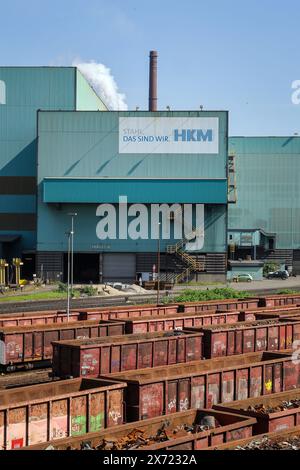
[0,66,107,281]
[0,60,300,284]
[228,137,300,276]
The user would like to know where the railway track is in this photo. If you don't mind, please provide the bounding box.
[0,368,54,389]
[0,292,160,314]
[1,286,299,314]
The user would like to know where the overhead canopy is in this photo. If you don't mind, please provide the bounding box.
[0,235,20,243]
[42,177,228,204]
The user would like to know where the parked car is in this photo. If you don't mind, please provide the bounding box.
[267,270,289,280]
[232,273,253,283]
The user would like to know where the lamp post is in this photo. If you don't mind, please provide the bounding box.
[66,212,77,323]
[68,212,77,294]
[66,230,71,322]
[156,221,161,305]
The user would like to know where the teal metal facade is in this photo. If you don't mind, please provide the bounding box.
[37,111,228,254]
[0,67,107,258]
[36,203,227,254]
[76,69,107,111]
[228,137,300,249]
[37,111,228,179]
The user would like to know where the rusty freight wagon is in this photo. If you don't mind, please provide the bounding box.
[21,409,256,451]
[0,377,126,449]
[258,294,300,307]
[71,303,180,322]
[208,424,300,450]
[253,311,300,321]
[180,298,259,313]
[243,305,300,321]
[108,311,246,335]
[238,305,300,322]
[52,330,204,378]
[0,320,125,370]
[0,311,80,327]
[190,318,300,359]
[101,351,300,422]
[214,388,300,434]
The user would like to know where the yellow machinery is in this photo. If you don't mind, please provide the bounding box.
[0,258,8,285]
[12,258,24,286]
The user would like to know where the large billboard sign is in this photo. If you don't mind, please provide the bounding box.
[119,117,219,154]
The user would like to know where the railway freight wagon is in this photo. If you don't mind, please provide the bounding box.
[108,311,247,334]
[180,298,259,313]
[258,294,300,307]
[75,303,180,321]
[0,311,80,327]
[2,301,297,327]
[0,320,125,370]
[0,378,126,449]
[52,330,204,378]
[21,409,256,451]
[207,425,300,450]
[189,318,300,358]
[214,388,300,435]
[101,351,300,422]
[253,311,300,321]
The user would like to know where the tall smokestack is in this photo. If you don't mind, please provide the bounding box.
[149,50,158,111]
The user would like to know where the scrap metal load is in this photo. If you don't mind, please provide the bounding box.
[22,409,256,450]
[234,435,300,450]
[96,416,220,451]
[214,389,300,433]
[244,399,300,414]
[209,425,300,450]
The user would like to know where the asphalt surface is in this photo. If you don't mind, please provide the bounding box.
[174,277,300,292]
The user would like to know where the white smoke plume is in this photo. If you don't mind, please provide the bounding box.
[72,60,128,110]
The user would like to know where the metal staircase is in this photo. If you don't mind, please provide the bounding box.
[165,206,205,283]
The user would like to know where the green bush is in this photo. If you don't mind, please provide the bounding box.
[174,287,251,303]
[56,282,68,293]
[276,289,299,295]
[80,285,97,296]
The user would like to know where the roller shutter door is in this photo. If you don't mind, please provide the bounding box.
[293,250,300,274]
[103,253,136,282]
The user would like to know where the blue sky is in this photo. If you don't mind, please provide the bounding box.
[1,0,300,135]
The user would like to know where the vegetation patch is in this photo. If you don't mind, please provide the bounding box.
[174,287,251,303]
[276,289,300,295]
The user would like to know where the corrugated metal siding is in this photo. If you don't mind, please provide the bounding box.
[0,196,36,213]
[0,67,76,251]
[36,110,228,254]
[0,67,107,253]
[37,111,228,180]
[228,136,300,249]
[76,69,107,111]
[36,203,226,253]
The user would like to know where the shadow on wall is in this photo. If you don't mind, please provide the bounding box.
[0,139,37,176]
[282,137,295,147]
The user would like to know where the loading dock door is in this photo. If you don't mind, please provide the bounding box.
[293,250,300,274]
[103,253,136,283]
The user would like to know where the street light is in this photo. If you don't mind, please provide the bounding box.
[156,221,161,305]
[68,212,77,294]
[66,230,71,322]
[66,212,77,322]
